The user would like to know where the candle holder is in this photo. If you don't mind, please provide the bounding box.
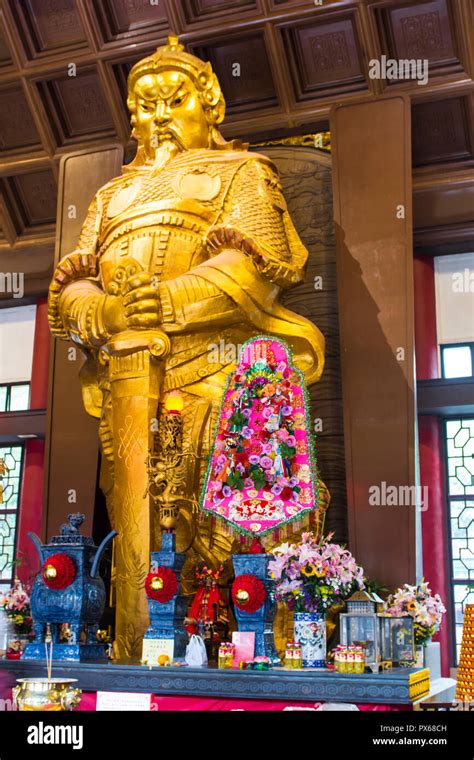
[146,390,199,534]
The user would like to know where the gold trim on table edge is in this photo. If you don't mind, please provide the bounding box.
[409,668,431,701]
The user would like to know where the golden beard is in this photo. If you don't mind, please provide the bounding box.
[150,138,181,173]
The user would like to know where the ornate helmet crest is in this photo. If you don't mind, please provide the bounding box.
[127,35,225,126]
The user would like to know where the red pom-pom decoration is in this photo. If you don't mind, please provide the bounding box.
[145,567,178,603]
[42,553,76,590]
[232,574,267,613]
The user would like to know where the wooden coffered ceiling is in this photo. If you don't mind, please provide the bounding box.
[0,0,473,296]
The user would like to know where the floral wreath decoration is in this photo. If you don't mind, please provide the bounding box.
[145,567,178,603]
[42,553,76,590]
[232,574,267,613]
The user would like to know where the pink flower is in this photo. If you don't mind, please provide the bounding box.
[384,581,446,633]
[268,555,287,580]
[272,542,293,556]
[286,561,302,580]
[278,579,302,594]
[298,543,318,565]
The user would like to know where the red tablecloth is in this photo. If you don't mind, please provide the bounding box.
[0,668,411,711]
[76,692,410,711]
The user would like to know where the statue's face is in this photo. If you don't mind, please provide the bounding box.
[133,71,210,155]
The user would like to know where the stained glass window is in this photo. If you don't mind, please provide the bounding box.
[0,446,24,588]
[445,419,474,663]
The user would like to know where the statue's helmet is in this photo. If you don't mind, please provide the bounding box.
[127,35,225,127]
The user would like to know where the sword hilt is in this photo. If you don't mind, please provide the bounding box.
[102,329,170,358]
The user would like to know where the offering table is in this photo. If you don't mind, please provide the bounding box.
[0,659,430,709]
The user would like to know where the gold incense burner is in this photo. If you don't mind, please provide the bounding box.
[13,678,82,711]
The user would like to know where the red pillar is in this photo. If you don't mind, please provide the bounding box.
[16,300,50,583]
[29,299,50,410]
[418,416,451,675]
[414,253,450,676]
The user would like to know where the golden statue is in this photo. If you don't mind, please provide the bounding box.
[48,36,326,661]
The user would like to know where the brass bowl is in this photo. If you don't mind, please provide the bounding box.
[13,678,81,711]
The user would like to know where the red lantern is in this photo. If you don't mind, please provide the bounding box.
[145,567,178,603]
[42,553,76,590]
[232,574,267,613]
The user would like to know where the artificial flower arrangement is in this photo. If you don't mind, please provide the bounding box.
[384,580,446,645]
[201,338,319,539]
[268,532,365,613]
[212,357,301,496]
[0,579,33,637]
[6,639,24,660]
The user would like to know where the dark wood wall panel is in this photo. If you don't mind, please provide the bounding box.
[0,85,41,151]
[178,0,260,27]
[10,169,57,225]
[375,0,463,79]
[413,171,474,249]
[412,96,472,166]
[279,12,369,102]
[93,0,171,44]
[0,25,13,67]
[191,33,279,113]
[8,0,88,58]
[37,68,116,146]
